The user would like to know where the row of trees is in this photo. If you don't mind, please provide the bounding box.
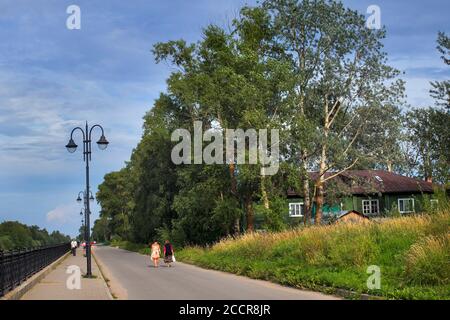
[92,0,449,246]
[0,221,70,251]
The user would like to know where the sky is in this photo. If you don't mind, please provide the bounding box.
[0,0,448,237]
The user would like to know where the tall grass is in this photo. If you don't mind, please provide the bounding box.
[404,234,450,286]
[178,212,450,299]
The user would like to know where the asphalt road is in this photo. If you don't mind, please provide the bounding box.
[93,245,338,300]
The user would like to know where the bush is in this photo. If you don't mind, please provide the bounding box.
[110,235,123,243]
[404,234,450,285]
[0,235,14,251]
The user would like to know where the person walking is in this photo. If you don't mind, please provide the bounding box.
[70,239,77,256]
[150,241,161,268]
[81,241,86,257]
[163,240,174,267]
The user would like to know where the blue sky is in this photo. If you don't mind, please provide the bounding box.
[0,0,448,237]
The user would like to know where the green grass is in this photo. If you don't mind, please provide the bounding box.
[177,212,450,300]
[110,240,151,255]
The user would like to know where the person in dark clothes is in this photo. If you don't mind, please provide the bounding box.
[163,240,174,267]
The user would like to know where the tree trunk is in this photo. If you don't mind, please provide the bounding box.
[315,142,328,225]
[261,176,270,210]
[229,163,240,235]
[315,145,327,225]
[298,91,312,224]
[315,98,329,225]
[245,195,254,232]
[301,156,311,225]
[424,150,432,182]
[387,160,393,172]
[315,180,324,225]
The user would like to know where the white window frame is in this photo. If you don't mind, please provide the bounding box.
[398,198,415,214]
[289,202,304,217]
[362,199,379,215]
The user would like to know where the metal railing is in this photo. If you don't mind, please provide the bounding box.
[0,243,70,297]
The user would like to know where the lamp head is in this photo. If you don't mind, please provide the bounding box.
[65,139,78,153]
[97,135,109,150]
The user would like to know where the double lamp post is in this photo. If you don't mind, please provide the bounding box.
[66,122,109,277]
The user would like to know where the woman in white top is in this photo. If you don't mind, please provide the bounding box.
[150,241,161,268]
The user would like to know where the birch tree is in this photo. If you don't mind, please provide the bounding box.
[261,0,404,224]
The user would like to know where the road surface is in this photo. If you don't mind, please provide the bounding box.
[93,245,338,300]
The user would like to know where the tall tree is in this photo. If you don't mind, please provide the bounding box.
[261,0,404,224]
[404,32,450,185]
[153,17,290,233]
[96,167,135,240]
[405,107,450,185]
[430,32,450,110]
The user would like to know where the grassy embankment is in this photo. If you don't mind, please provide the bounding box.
[109,212,449,299]
[109,240,151,255]
[177,212,450,300]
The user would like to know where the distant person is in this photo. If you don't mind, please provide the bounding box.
[163,240,174,267]
[81,241,86,257]
[150,241,161,268]
[70,239,77,256]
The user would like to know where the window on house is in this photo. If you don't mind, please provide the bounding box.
[289,203,304,217]
[398,198,415,214]
[374,175,383,182]
[362,199,379,215]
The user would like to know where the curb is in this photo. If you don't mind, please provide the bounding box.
[316,286,384,300]
[1,252,70,301]
[91,251,114,300]
[109,245,386,300]
[179,260,385,301]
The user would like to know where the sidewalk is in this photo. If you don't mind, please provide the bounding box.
[21,248,112,300]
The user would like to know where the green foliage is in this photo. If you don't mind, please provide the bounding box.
[92,1,449,249]
[430,32,449,110]
[404,234,450,286]
[256,197,288,231]
[178,212,450,299]
[385,203,401,218]
[0,221,70,251]
[405,107,450,185]
[91,216,111,242]
[110,239,150,255]
[419,187,450,215]
[96,167,135,240]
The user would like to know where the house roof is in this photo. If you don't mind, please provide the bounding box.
[337,210,369,220]
[288,170,434,196]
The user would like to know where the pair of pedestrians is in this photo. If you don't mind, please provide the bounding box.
[150,240,175,268]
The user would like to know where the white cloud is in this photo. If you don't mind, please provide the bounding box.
[46,203,79,224]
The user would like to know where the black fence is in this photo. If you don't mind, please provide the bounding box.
[0,243,70,297]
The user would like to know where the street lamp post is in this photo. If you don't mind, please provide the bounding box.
[80,211,85,241]
[66,122,109,277]
[77,191,94,245]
